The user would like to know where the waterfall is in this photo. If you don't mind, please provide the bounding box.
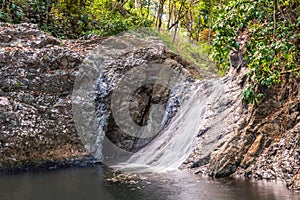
[73,33,241,172]
[113,75,238,172]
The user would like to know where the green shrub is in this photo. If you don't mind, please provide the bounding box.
[212,0,299,104]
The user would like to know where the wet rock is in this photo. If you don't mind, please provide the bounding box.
[181,69,246,172]
[82,33,203,154]
[0,23,203,172]
[182,54,300,191]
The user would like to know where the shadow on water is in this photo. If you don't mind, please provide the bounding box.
[0,166,299,200]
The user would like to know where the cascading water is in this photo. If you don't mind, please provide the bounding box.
[74,33,241,173]
[112,74,240,172]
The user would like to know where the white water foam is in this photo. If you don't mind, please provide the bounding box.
[113,78,227,172]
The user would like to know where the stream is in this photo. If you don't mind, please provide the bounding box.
[0,166,299,200]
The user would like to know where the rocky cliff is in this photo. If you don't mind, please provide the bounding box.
[185,54,300,191]
[0,23,97,172]
[0,23,202,172]
[208,75,300,191]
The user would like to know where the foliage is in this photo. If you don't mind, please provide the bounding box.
[0,0,50,24]
[158,31,216,74]
[0,0,219,39]
[0,0,153,38]
[211,0,299,104]
[1,0,299,105]
[47,0,154,38]
[198,28,214,43]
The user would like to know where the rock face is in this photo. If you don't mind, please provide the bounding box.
[186,61,300,191]
[213,79,300,191]
[0,23,97,172]
[72,32,203,164]
[99,35,201,153]
[181,66,247,170]
[0,23,202,172]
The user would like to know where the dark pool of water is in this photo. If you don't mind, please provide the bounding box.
[0,166,299,200]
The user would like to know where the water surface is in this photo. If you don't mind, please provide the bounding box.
[0,166,298,200]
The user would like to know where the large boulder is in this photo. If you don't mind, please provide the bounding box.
[0,23,203,172]
[0,23,95,172]
[72,32,204,164]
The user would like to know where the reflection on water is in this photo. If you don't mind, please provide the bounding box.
[0,166,298,200]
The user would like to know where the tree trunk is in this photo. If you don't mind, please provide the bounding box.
[167,0,173,32]
[147,0,150,18]
[172,23,178,43]
[157,0,166,32]
[208,0,212,45]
